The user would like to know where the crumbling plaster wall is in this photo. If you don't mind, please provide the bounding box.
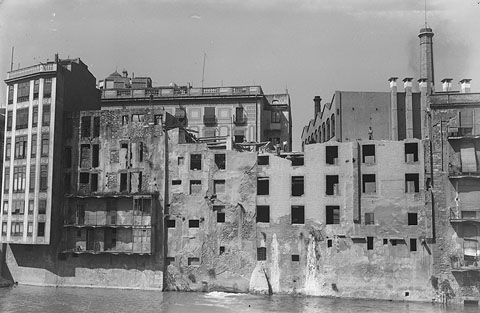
[166,143,257,292]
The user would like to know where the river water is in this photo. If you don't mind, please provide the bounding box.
[0,286,475,313]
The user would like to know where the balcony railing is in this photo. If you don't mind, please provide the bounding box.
[203,116,217,125]
[64,211,151,227]
[448,126,476,138]
[7,63,56,80]
[450,207,480,222]
[101,86,263,99]
[233,114,247,125]
[448,168,480,179]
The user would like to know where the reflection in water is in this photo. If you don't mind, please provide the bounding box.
[0,286,477,313]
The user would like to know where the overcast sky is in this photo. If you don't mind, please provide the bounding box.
[1,0,479,150]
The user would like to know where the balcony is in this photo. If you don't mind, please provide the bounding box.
[448,168,480,179]
[203,115,217,125]
[450,207,480,223]
[448,127,478,139]
[233,114,247,125]
[6,63,56,80]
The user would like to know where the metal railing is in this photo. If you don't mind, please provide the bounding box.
[7,63,56,79]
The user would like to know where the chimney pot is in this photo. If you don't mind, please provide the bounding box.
[460,79,472,93]
[388,77,398,88]
[441,78,453,92]
[403,78,413,89]
[417,78,428,89]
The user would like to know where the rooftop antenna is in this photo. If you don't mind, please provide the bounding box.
[424,0,428,27]
[10,47,14,71]
[201,52,206,91]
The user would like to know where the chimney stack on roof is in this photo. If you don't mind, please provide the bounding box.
[441,78,453,92]
[313,96,322,116]
[122,70,128,78]
[403,77,413,89]
[388,77,398,89]
[460,79,472,93]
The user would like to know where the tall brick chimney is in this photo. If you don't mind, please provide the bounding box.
[419,27,435,93]
[313,96,321,116]
[459,79,472,93]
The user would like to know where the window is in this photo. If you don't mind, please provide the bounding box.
[215,206,225,223]
[3,201,8,214]
[4,167,10,192]
[16,108,29,129]
[40,165,48,190]
[41,134,49,156]
[405,143,418,162]
[11,222,23,236]
[93,116,100,137]
[190,180,202,195]
[14,136,28,159]
[42,105,50,126]
[131,114,144,123]
[257,247,267,261]
[38,200,46,214]
[331,114,335,137]
[214,180,225,194]
[291,255,300,262]
[410,238,417,252]
[29,165,36,191]
[7,111,12,131]
[81,116,91,137]
[327,239,332,248]
[215,154,226,170]
[257,177,269,195]
[291,176,304,196]
[362,174,376,194]
[172,180,182,185]
[365,213,374,225]
[291,155,304,166]
[203,107,216,124]
[5,138,11,160]
[219,246,225,255]
[326,206,340,224]
[167,219,176,228]
[91,173,98,192]
[12,200,25,214]
[27,222,33,236]
[190,154,202,170]
[33,80,39,99]
[326,118,330,141]
[138,142,144,162]
[166,257,175,265]
[178,157,184,166]
[405,174,419,193]
[80,144,91,168]
[43,78,52,97]
[28,200,34,214]
[271,111,281,123]
[258,155,269,166]
[17,82,29,102]
[92,145,100,168]
[291,206,305,224]
[408,213,418,225]
[31,134,37,157]
[235,107,245,123]
[32,107,38,127]
[2,222,7,236]
[188,257,200,266]
[362,145,375,164]
[367,237,374,250]
[13,166,26,192]
[154,114,162,125]
[326,175,339,195]
[7,85,13,104]
[189,219,200,228]
[326,146,338,164]
[37,222,45,237]
[256,206,270,223]
[79,172,89,184]
[122,115,129,125]
[120,173,128,192]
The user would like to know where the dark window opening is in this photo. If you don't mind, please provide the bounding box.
[327,239,332,248]
[91,173,98,192]
[79,172,90,184]
[37,222,45,237]
[257,247,267,261]
[7,111,13,131]
[41,134,49,157]
[80,144,91,168]
[92,144,100,168]
[38,200,46,214]
[31,134,37,157]
[43,79,52,97]
[408,213,418,225]
[234,135,245,143]
[42,105,50,126]
[33,80,39,99]
[405,142,418,162]
[367,237,374,250]
[326,146,338,164]
[81,116,91,137]
[16,108,29,130]
[405,174,419,193]
[291,255,300,262]
[292,176,304,196]
[93,116,100,137]
[391,239,397,246]
[362,144,375,164]
[121,115,129,125]
[120,173,128,192]
[5,138,11,160]
[291,206,305,224]
[166,257,175,265]
[14,136,28,159]
[189,219,200,228]
[217,211,225,223]
[365,213,374,225]
[257,177,269,195]
[167,219,176,228]
[291,155,304,166]
[383,239,388,245]
[410,238,417,252]
[139,142,144,162]
[40,165,48,190]
[32,107,38,127]
[258,155,269,165]
[326,206,340,224]
[188,257,200,266]
[190,180,202,195]
[190,154,202,170]
[362,174,376,194]
[215,154,226,170]
[256,206,270,223]
[326,175,339,195]
[219,246,225,255]
[178,157,184,165]
[172,180,182,185]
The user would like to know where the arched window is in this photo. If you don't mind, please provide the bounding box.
[326,118,330,141]
[315,129,318,142]
[322,123,326,143]
[319,129,322,143]
[331,114,335,138]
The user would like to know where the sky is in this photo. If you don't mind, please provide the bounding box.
[1,0,479,151]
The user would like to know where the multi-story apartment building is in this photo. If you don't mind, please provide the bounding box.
[1,58,98,246]
[99,71,292,151]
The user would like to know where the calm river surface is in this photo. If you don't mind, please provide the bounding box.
[0,285,476,313]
